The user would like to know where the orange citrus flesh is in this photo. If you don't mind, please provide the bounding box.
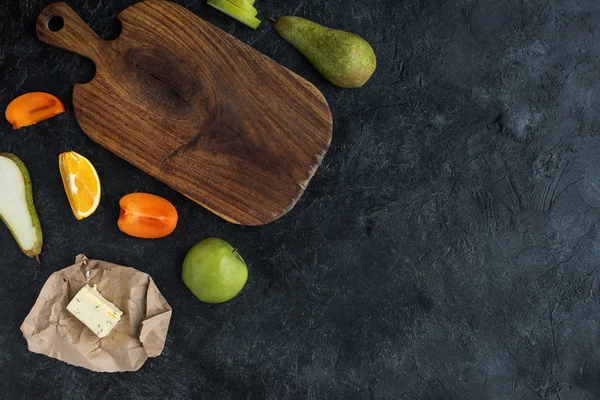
[59,152,101,220]
[5,92,65,129]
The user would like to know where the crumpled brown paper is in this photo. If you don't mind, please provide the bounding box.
[20,255,172,372]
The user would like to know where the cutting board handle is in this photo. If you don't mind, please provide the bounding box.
[36,2,106,64]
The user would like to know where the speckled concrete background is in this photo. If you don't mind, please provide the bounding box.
[1,0,600,399]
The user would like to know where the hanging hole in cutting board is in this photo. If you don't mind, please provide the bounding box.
[47,16,64,32]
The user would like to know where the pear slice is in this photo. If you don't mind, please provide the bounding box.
[225,0,257,15]
[207,0,261,29]
[0,153,43,260]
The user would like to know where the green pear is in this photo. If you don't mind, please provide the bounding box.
[273,16,376,88]
[0,153,43,261]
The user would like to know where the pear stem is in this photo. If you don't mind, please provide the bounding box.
[268,17,277,24]
[35,255,40,264]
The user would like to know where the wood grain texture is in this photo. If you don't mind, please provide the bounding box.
[36,1,333,226]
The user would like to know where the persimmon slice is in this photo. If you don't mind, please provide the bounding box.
[118,193,178,239]
[5,92,65,129]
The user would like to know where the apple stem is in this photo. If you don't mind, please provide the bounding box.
[268,17,277,24]
[35,255,40,264]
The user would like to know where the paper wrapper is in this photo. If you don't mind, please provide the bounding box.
[20,255,172,372]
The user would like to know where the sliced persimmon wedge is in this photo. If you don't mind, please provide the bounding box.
[5,92,65,129]
[118,193,178,239]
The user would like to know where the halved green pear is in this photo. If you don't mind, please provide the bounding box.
[0,153,42,260]
[226,0,256,15]
[207,0,261,29]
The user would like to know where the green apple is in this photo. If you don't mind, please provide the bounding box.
[182,238,248,304]
[0,153,43,260]
[207,0,261,29]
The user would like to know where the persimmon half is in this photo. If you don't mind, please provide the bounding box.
[118,193,178,239]
[5,92,65,129]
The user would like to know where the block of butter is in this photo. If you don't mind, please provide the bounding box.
[66,284,123,338]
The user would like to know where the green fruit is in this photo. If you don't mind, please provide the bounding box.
[207,0,261,29]
[225,0,256,14]
[273,16,377,88]
[0,153,43,260]
[182,238,248,304]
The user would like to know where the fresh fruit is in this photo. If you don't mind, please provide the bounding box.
[118,193,178,239]
[0,153,43,260]
[58,152,101,220]
[182,238,248,304]
[5,92,65,129]
[207,0,261,29]
[273,16,377,88]
[224,0,256,15]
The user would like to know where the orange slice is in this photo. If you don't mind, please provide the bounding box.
[59,152,101,220]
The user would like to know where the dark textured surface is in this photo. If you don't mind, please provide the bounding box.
[1,0,600,398]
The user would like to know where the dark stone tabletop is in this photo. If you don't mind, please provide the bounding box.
[1,0,600,398]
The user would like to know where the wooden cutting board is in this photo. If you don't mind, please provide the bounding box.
[36,1,333,226]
